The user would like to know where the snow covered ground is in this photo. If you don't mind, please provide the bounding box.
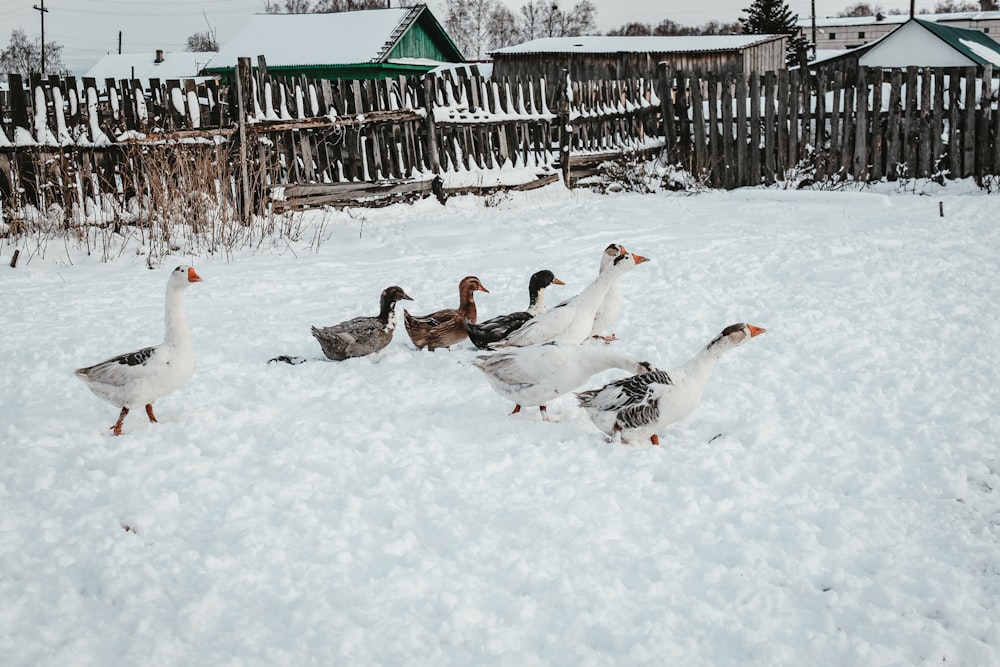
[1,180,998,665]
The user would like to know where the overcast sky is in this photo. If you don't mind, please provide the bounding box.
[0,1,921,75]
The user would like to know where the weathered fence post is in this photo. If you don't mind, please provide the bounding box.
[235,57,252,224]
[423,73,441,176]
[558,68,573,188]
[658,63,675,163]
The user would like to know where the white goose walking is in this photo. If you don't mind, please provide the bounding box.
[491,247,648,348]
[472,340,653,421]
[589,243,625,343]
[75,265,203,436]
[576,323,766,445]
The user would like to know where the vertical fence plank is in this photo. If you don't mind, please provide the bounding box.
[841,79,855,177]
[736,72,748,187]
[788,68,800,170]
[762,71,775,182]
[976,65,992,177]
[931,69,944,175]
[707,74,720,187]
[904,66,918,176]
[885,69,903,180]
[658,64,675,164]
[814,69,827,182]
[690,74,707,180]
[961,66,976,178]
[675,72,691,169]
[918,68,932,176]
[828,70,843,178]
[870,68,883,180]
[722,72,735,189]
[853,67,869,182]
[776,69,788,178]
[749,72,761,186]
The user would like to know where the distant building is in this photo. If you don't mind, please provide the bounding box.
[811,17,1000,71]
[796,7,1000,52]
[84,50,216,85]
[205,5,464,82]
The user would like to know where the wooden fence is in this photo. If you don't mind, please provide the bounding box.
[662,63,999,188]
[1,61,999,228]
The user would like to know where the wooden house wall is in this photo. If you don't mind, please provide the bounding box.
[388,21,458,62]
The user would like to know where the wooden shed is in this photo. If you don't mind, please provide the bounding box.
[205,5,464,82]
[489,35,788,87]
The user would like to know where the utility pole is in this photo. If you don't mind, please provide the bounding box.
[811,0,817,60]
[32,0,48,73]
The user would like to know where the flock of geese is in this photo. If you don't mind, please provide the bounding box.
[75,245,765,443]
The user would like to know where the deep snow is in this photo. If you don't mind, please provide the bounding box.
[1,181,998,665]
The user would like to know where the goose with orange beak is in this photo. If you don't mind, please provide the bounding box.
[576,323,766,445]
[490,246,648,349]
[75,265,203,436]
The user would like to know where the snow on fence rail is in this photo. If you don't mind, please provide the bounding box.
[1,61,998,227]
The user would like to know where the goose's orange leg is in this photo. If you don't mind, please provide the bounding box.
[111,407,129,436]
[145,403,158,423]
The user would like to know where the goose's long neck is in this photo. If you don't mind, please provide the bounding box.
[578,346,640,376]
[580,267,617,303]
[163,285,191,347]
[679,342,728,386]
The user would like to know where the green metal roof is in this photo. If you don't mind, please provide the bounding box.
[912,17,1000,66]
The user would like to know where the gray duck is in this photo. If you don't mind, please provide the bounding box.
[310,285,413,360]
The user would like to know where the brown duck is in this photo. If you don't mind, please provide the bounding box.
[404,276,489,351]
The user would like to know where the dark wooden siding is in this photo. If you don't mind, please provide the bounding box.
[491,38,787,106]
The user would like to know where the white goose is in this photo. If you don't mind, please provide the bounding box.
[589,243,624,343]
[75,265,203,436]
[472,341,653,421]
[576,323,766,445]
[491,247,648,348]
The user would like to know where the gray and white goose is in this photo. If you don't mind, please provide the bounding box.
[576,323,766,445]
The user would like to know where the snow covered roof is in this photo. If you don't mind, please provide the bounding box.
[207,6,459,69]
[812,17,1000,68]
[796,10,1000,29]
[84,51,216,83]
[491,35,784,56]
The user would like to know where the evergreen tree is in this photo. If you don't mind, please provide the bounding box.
[740,0,809,67]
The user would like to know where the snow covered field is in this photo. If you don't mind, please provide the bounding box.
[1,181,998,665]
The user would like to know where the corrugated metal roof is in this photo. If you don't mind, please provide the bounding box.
[914,17,1000,66]
[490,35,785,57]
[207,7,429,69]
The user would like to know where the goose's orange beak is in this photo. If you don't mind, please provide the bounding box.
[552,277,566,285]
[187,267,203,283]
[632,253,649,264]
[748,325,766,337]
